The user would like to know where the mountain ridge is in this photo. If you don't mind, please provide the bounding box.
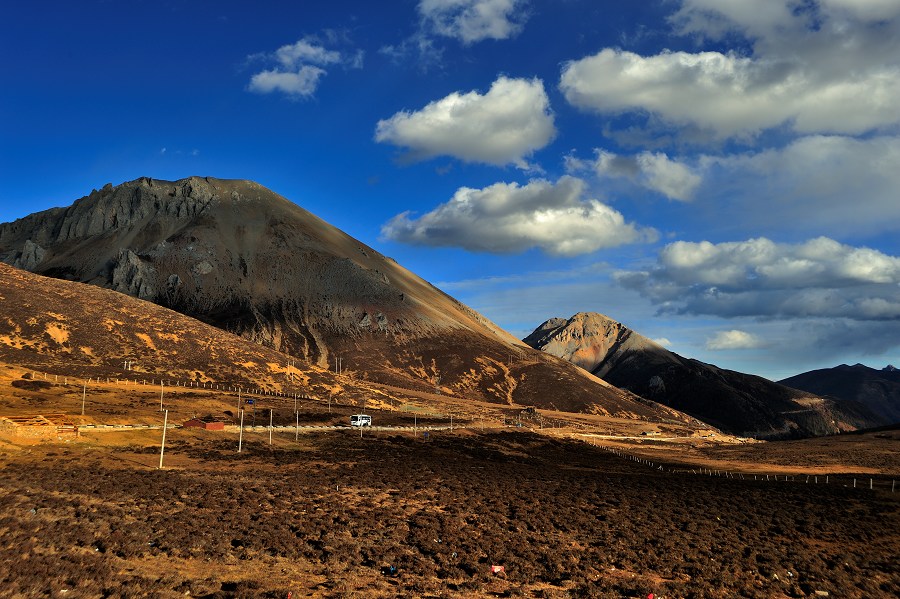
[780,363,900,426]
[525,312,884,438]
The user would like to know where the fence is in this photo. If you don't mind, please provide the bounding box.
[592,443,897,494]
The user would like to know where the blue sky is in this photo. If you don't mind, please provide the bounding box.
[3,0,900,380]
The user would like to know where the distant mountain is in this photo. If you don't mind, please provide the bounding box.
[525,312,883,438]
[780,364,900,426]
[0,177,686,421]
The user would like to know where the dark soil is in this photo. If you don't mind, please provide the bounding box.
[0,430,897,598]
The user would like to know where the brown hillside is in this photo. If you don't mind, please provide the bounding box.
[0,261,335,396]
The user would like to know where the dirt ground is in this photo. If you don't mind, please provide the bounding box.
[0,427,897,599]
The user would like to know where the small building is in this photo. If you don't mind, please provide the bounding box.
[183,417,225,431]
[0,414,79,440]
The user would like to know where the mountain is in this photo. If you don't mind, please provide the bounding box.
[780,364,900,426]
[525,312,883,438]
[0,176,684,421]
[0,261,334,394]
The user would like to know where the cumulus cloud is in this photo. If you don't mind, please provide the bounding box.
[617,237,900,320]
[381,176,655,256]
[248,35,362,98]
[249,66,326,97]
[559,1,900,139]
[706,330,764,350]
[419,0,528,44]
[569,150,701,201]
[375,76,555,167]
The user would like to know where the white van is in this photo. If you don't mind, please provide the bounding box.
[350,414,372,427]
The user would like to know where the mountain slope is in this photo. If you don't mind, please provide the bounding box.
[780,364,900,426]
[0,261,334,395]
[525,312,882,438]
[0,177,681,420]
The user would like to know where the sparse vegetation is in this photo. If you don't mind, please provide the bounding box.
[0,430,896,598]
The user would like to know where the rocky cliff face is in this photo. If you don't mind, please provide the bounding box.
[525,312,883,438]
[0,177,679,418]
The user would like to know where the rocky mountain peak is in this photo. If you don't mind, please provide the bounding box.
[523,311,648,374]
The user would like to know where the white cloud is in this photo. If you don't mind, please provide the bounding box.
[375,76,555,168]
[560,1,900,139]
[637,152,702,202]
[653,337,673,347]
[248,66,326,97]
[570,149,701,201]
[706,329,764,350]
[274,39,342,68]
[617,237,900,320]
[419,0,528,44]
[381,176,655,256]
[247,35,362,98]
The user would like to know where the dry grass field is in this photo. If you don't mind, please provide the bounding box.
[0,388,897,598]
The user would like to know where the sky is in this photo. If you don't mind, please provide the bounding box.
[2,0,900,381]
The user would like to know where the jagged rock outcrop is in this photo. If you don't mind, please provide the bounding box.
[12,239,45,270]
[111,249,157,300]
[525,312,884,438]
[0,177,686,420]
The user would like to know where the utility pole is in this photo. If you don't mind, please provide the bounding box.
[238,409,244,453]
[159,381,164,411]
[81,381,87,416]
[269,409,273,445]
[158,410,168,469]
